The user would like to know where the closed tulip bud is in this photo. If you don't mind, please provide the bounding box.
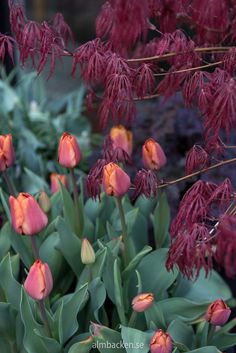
[0,134,15,172]
[81,238,96,265]
[132,293,154,312]
[150,330,172,353]
[24,259,53,300]
[58,132,82,168]
[110,125,133,156]
[206,299,231,326]
[102,162,130,197]
[38,190,51,213]
[142,138,167,171]
[50,173,68,194]
[9,193,48,235]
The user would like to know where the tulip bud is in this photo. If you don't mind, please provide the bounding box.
[38,190,51,213]
[206,299,231,326]
[0,134,15,172]
[132,293,154,312]
[9,193,48,235]
[142,138,167,171]
[81,238,96,265]
[24,259,53,300]
[50,173,68,194]
[58,132,82,168]
[150,330,172,353]
[110,125,133,156]
[102,162,130,197]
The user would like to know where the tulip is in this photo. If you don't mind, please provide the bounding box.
[0,134,15,172]
[58,132,82,168]
[132,293,154,312]
[50,173,68,194]
[102,162,130,197]
[206,299,231,326]
[9,193,48,235]
[38,190,51,213]
[142,138,167,171]
[110,125,133,156]
[150,330,172,353]
[24,259,53,300]
[81,238,96,265]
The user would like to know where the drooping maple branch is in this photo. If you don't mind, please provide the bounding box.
[127,46,235,63]
[154,61,223,77]
[157,157,236,189]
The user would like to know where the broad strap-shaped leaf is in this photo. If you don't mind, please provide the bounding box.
[114,259,127,325]
[88,278,106,323]
[151,192,170,248]
[121,326,153,353]
[56,216,83,277]
[20,289,61,353]
[52,283,89,344]
[167,318,195,351]
[93,325,126,353]
[0,254,21,310]
[122,245,152,281]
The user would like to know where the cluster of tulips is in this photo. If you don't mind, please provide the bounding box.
[0,128,232,353]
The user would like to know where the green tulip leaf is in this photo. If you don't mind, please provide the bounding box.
[167,318,195,350]
[88,278,106,323]
[114,259,127,325]
[0,254,22,310]
[121,326,153,353]
[151,192,170,248]
[56,217,83,277]
[53,283,89,344]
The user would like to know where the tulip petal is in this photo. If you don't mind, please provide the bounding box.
[3,134,15,167]
[20,193,48,235]
[110,167,130,197]
[9,196,24,234]
[0,150,6,172]
[41,263,53,298]
[59,138,77,168]
[24,260,46,300]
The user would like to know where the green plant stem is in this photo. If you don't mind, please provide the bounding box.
[128,310,137,328]
[207,324,215,345]
[31,234,39,259]
[70,168,82,237]
[115,197,130,267]
[38,300,52,338]
[2,170,16,196]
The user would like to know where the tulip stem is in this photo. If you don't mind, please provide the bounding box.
[70,168,82,237]
[207,324,215,345]
[116,197,130,267]
[128,310,137,328]
[31,234,39,260]
[38,300,52,338]
[2,170,16,196]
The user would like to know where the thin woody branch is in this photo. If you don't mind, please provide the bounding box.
[157,157,236,189]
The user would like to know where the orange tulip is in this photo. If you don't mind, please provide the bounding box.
[102,162,130,197]
[150,330,172,353]
[9,193,48,235]
[24,259,53,300]
[132,293,154,312]
[206,299,231,326]
[110,125,133,156]
[50,173,68,194]
[0,134,15,172]
[142,138,167,171]
[58,132,82,168]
